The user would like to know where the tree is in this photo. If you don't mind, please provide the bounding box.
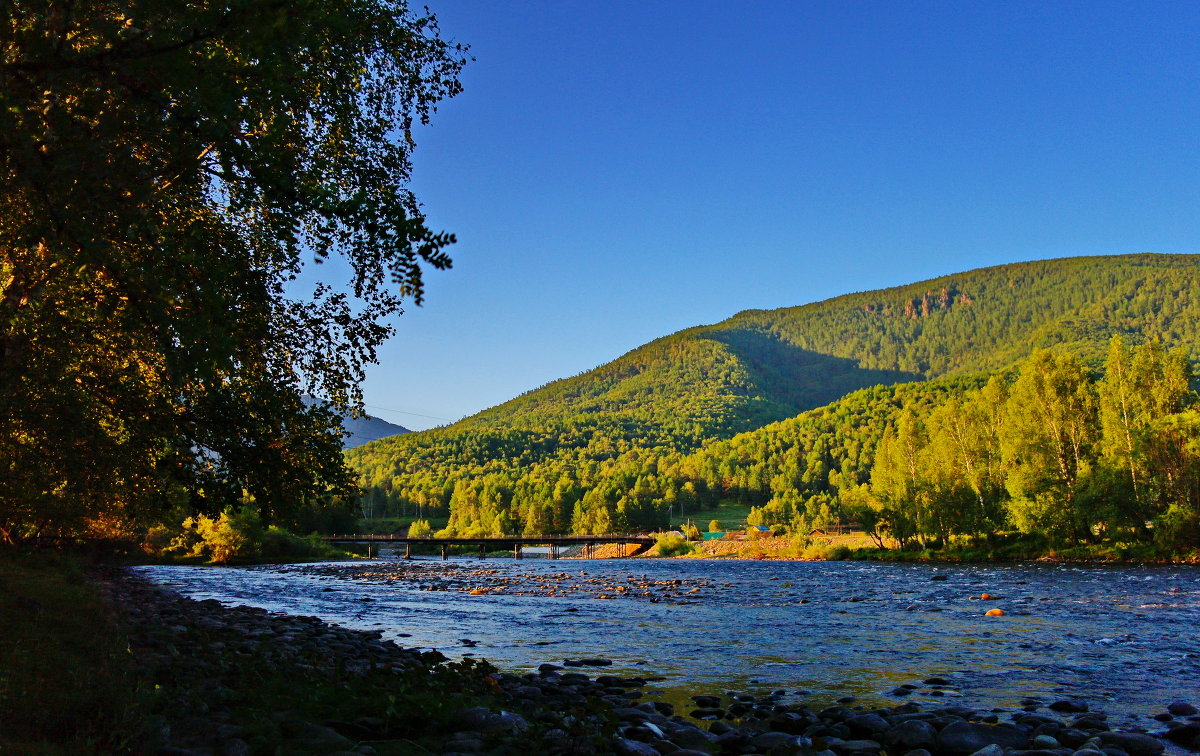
[1,1,468,542]
[1097,336,1193,530]
[1001,350,1098,541]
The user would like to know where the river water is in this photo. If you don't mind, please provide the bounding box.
[133,557,1200,727]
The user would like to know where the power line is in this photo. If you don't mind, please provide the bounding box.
[360,403,453,422]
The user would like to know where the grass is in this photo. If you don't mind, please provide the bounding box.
[0,553,140,754]
[669,499,755,531]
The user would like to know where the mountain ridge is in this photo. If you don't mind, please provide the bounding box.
[346,253,1199,535]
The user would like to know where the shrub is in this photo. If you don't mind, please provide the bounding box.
[408,519,434,538]
[655,533,695,557]
[708,519,722,533]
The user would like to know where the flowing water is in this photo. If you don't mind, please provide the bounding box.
[133,557,1200,727]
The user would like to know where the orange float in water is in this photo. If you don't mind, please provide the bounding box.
[469,588,486,595]
[985,608,1005,617]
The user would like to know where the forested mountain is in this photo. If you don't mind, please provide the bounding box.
[346,254,1200,544]
[340,415,410,449]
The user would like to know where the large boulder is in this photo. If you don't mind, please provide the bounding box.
[936,721,1031,754]
[1097,732,1165,756]
[887,720,940,751]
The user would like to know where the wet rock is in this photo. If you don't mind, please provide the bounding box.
[967,746,1006,756]
[580,658,613,666]
[613,736,659,755]
[439,735,483,753]
[937,721,1031,754]
[847,714,891,737]
[1164,721,1200,746]
[1051,701,1091,714]
[668,725,718,749]
[753,731,803,750]
[833,739,883,754]
[1168,702,1199,717]
[1097,733,1165,756]
[454,707,528,734]
[885,720,939,751]
[689,707,725,720]
[708,720,734,735]
[691,694,723,708]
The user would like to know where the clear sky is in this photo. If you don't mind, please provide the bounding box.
[356,0,1200,431]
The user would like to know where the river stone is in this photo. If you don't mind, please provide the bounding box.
[1051,701,1090,714]
[454,707,528,733]
[1165,722,1200,746]
[1098,733,1165,756]
[691,695,722,708]
[902,750,933,756]
[613,738,658,756]
[833,739,883,754]
[613,706,651,722]
[438,737,483,754]
[886,720,939,750]
[937,721,1031,754]
[753,731,802,750]
[769,712,813,734]
[967,745,1006,756]
[667,725,717,749]
[847,714,892,736]
[1168,702,1199,717]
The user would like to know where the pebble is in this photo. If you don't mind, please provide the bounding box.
[97,567,1185,756]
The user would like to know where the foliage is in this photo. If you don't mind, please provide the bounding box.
[0,0,467,542]
[348,256,1200,551]
[407,519,434,538]
[708,519,723,532]
[150,507,336,563]
[654,533,696,557]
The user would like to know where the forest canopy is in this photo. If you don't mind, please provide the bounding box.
[0,0,467,543]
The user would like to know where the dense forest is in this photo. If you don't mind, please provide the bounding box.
[347,255,1200,550]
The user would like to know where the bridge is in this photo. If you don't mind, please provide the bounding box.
[321,533,656,559]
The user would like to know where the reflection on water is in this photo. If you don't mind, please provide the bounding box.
[134,558,1200,726]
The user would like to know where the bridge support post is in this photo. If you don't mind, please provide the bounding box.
[405,543,412,560]
[550,544,556,560]
[479,543,485,559]
[441,544,448,561]
[514,543,521,560]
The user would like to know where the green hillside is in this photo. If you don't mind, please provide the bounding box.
[346,254,1200,543]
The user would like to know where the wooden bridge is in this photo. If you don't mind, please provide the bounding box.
[321,533,656,559]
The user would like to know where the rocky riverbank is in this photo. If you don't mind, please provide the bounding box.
[100,567,1200,756]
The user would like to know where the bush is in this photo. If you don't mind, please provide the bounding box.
[408,519,433,538]
[655,533,696,557]
[708,519,722,533]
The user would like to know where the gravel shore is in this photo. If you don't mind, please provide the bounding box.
[98,568,1200,756]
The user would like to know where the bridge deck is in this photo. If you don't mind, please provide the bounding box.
[321,534,655,545]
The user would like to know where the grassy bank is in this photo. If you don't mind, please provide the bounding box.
[0,553,139,753]
[0,552,506,754]
[639,531,1200,563]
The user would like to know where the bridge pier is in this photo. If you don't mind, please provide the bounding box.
[441,544,448,560]
[404,543,412,560]
[514,543,521,560]
[550,544,557,560]
[479,543,485,559]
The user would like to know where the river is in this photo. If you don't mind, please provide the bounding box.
[133,557,1200,728]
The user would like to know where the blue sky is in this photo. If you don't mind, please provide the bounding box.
[357,1,1200,430]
